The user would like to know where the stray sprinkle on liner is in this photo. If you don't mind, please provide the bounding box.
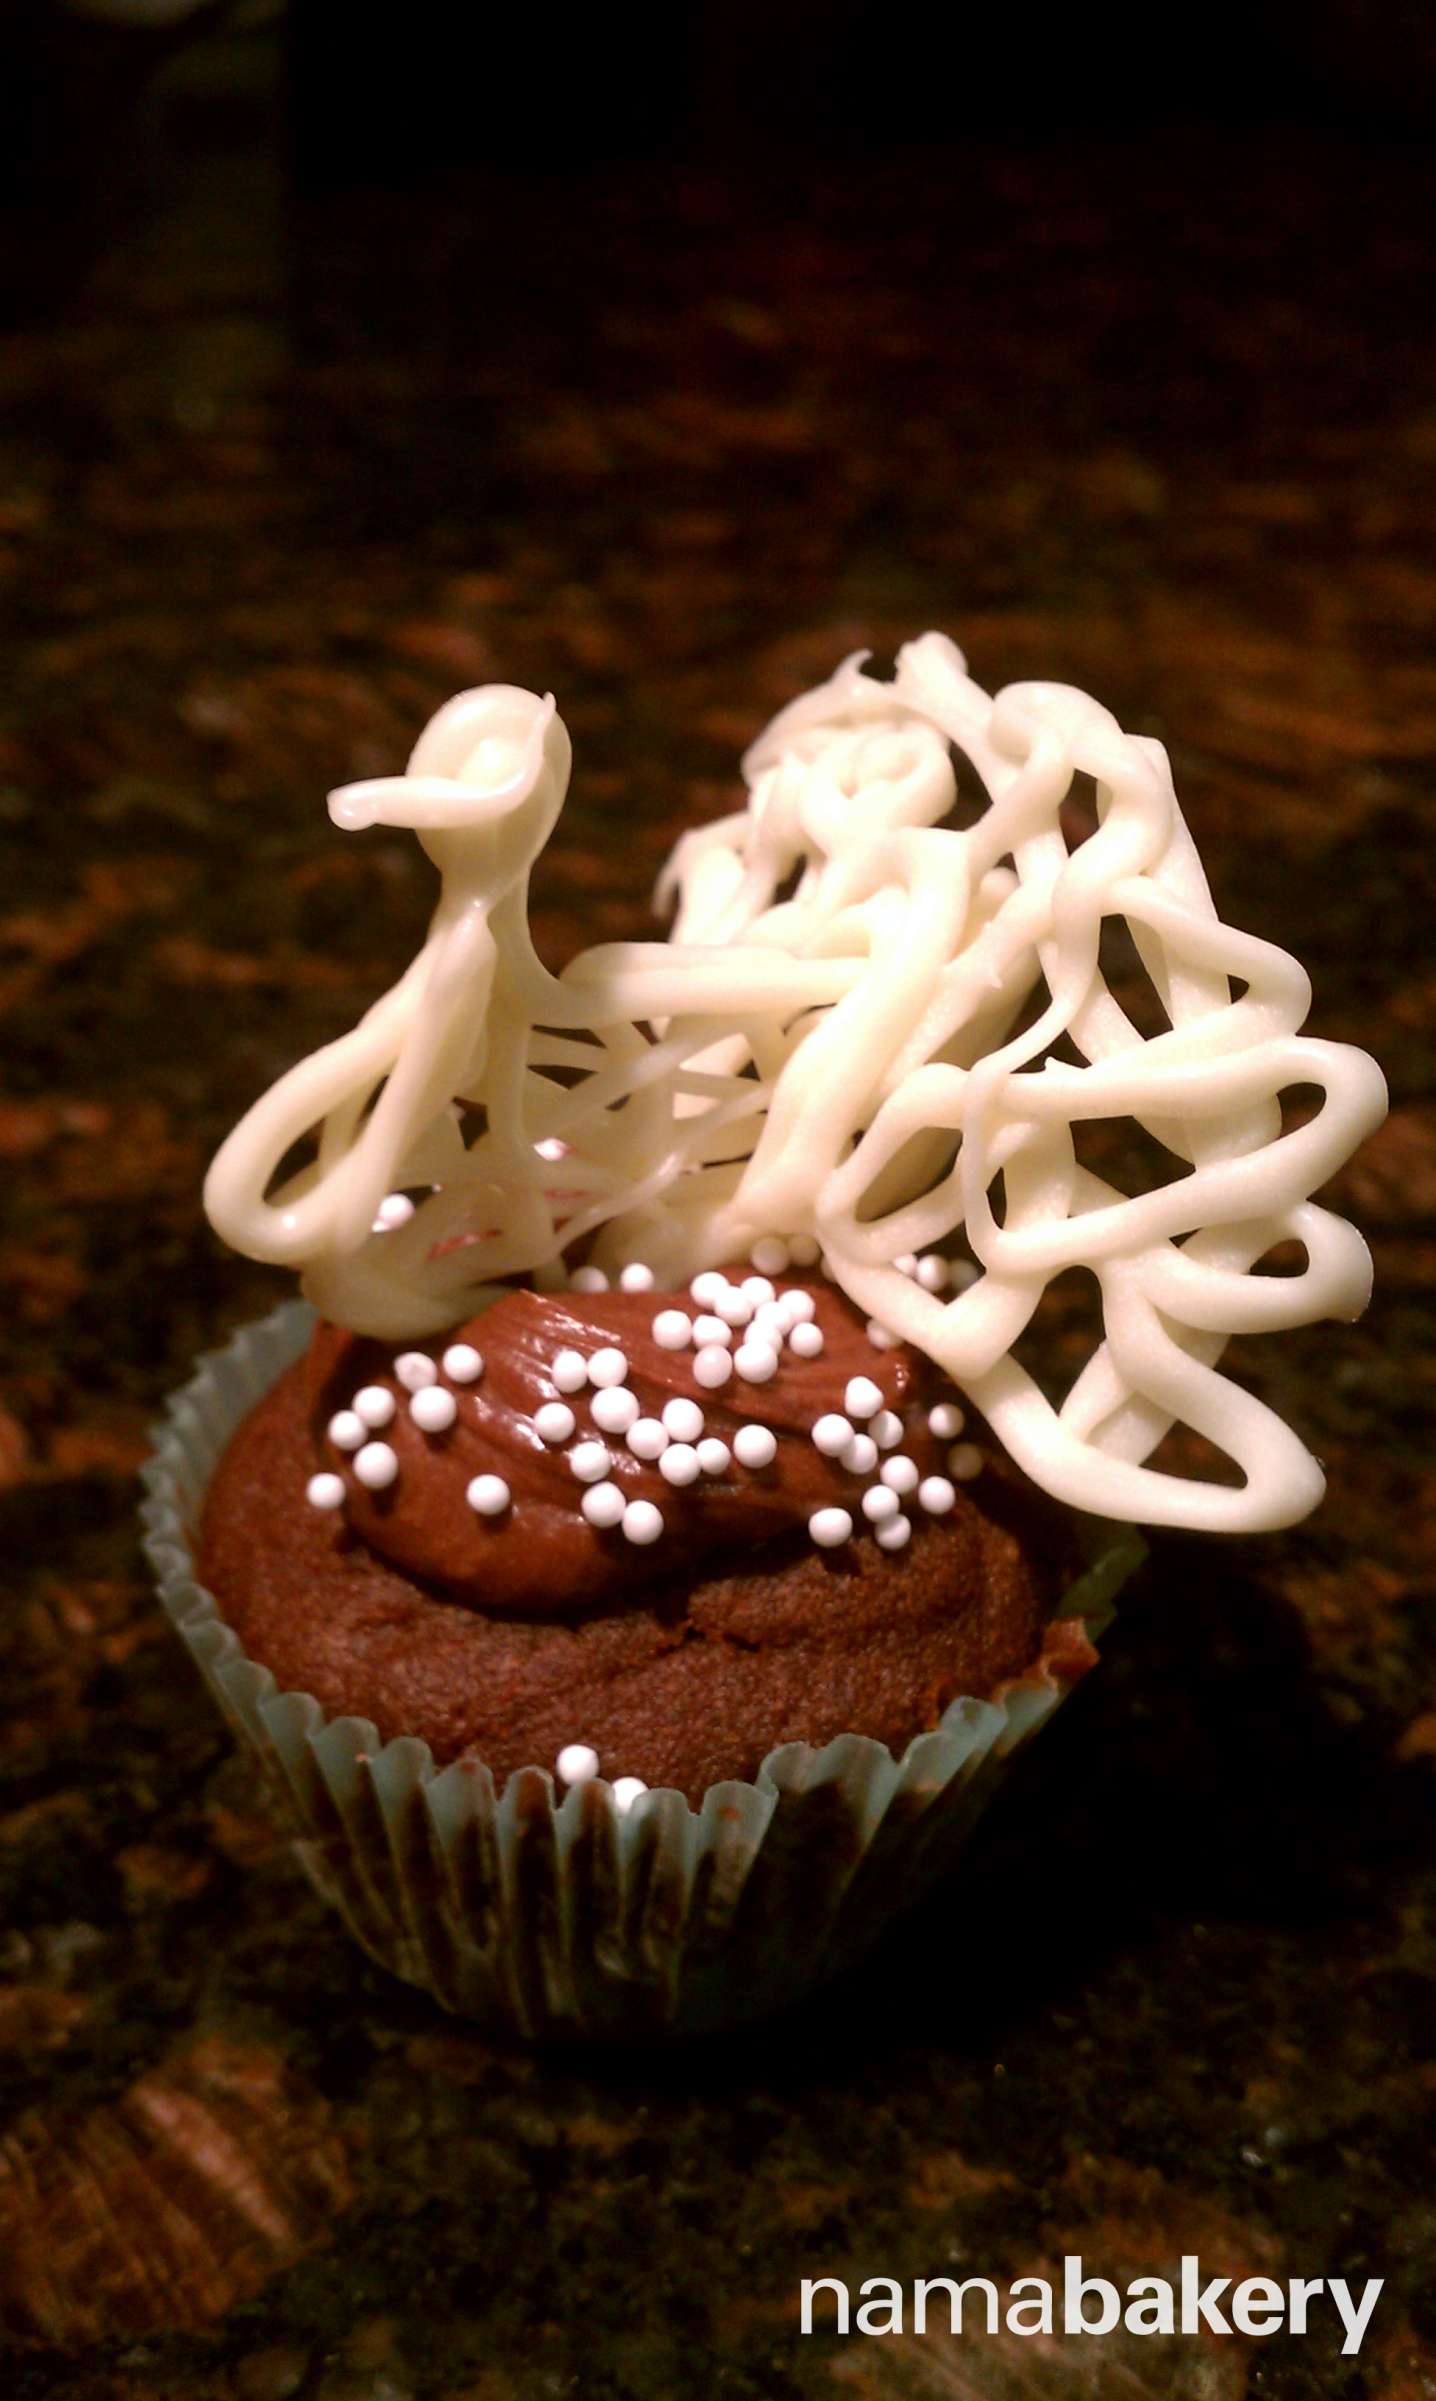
[612,1775,648,1810]
[556,1742,599,1782]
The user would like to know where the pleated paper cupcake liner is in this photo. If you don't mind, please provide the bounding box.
[141,1301,1143,2041]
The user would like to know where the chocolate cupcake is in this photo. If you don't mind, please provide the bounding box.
[146,638,1383,2036]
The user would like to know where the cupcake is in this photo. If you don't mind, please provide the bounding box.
[144,638,1385,2038]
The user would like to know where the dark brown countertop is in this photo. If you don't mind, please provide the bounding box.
[0,43,1434,2401]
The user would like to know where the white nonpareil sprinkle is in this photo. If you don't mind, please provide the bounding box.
[587,1347,629,1389]
[750,1235,790,1275]
[871,1409,903,1450]
[659,1442,701,1486]
[591,1386,640,1435]
[693,1344,734,1389]
[928,1401,965,1439]
[556,1742,599,1783]
[395,1351,438,1392]
[535,1401,577,1444]
[534,1136,568,1163]
[895,1251,919,1277]
[840,1432,878,1476]
[410,1385,457,1434]
[618,1262,655,1291]
[734,1340,779,1383]
[741,1276,777,1309]
[353,1385,396,1429]
[788,1320,824,1359]
[692,1313,733,1348]
[327,1410,364,1452]
[570,1264,609,1293]
[627,1417,669,1460]
[467,1473,511,1516]
[696,1437,731,1475]
[306,1472,346,1510]
[353,1441,399,1489]
[612,1775,648,1810]
[809,1506,853,1547]
[866,1320,900,1350]
[568,1440,611,1483]
[732,1422,777,1470]
[918,1475,957,1514]
[750,1303,788,1346]
[881,1453,920,1495]
[372,1192,414,1232]
[652,1309,692,1349]
[690,1269,727,1305]
[661,1396,704,1442]
[781,1288,817,1325]
[861,1483,900,1523]
[621,1500,663,1546]
[916,1255,949,1292]
[788,1233,820,1267]
[442,1343,483,1384]
[844,1375,883,1421]
[811,1413,854,1457]
[552,1349,588,1394]
[949,1442,984,1481]
[580,1480,626,1528]
[875,1513,912,1550]
[715,1285,753,1327]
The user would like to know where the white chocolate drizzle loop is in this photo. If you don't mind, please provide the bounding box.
[203,637,1387,1533]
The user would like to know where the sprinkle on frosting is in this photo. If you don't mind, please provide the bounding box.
[568,1440,610,1483]
[353,1440,398,1489]
[732,1422,777,1469]
[580,1480,626,1527]
[534,1401,577,1444]
[809,1506,853,1547]
[621,1500,663,1546]
[306,1471,346,1510]
[467,1473,511,1515]
[441,1343,483,1383]
[327,1410,364,1451]
[410,1385,457,1433]
[353,1385,396,1428]
[395,1350,438,1391]
[652,1310,691,1349]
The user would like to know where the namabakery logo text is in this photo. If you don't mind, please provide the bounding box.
[799,2258,1383,2354]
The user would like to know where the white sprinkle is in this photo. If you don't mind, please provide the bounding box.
[659,1442,701,1486]
[809,1506,853,1548]
[916,1254,949,1292]
[556,1742,598,1783]
[587,1346,629,1389]
[353,1385,396,1429]
[535,1136,568,1163]
[928,1401,965,1439]
[733,1422,777,1470]
[327,1410,365,1452]
[353,1441,398,1490]
[844,1375,883,1421]
[661,1396,704,1443]
[627,1417,669,1461]
[840,1432,878,1476]
[715,1284,754,1328]
[535,1401,577,1444]
[871,1409,904,1450]
[552,1348,588,1394]
[750,1302,788,1345]
[467,1473,511,1516]
[949,1442,984,1481]
[441,1343,483,1384]
[812,1413,854,1457]
[741,1276,777,1309]
[411,1385,457,1434]
[693,1344,734,1390]
[919,1475,957,1514]
[591,1386,640,1435]
[612,1774,648,1809]
[788,1321,824,1359]
[867,1319,900,1350]
[895,1251,919,1277]
[875,1513,912,1551]
[696,1437,731,1475]
[621,1500,663,1546]
[306,1471,346,1511]
[750,1235,790,1275]
[861,1484,900,1523]
[781,1288,817,1325]
[789,1233,820,1266]
[690,1270,727,1305]
[569,1440,611,1483]
[570,1264,610,1293]
[881,1453,920,1495]
[619,1261,655,1292]
[735,1340,779,1383]
[652,1309,692,1350]
[395,1351,438,1392]
[372,1192,414,1232]
[692,1313,733,1349]
[581,1479,626,1528]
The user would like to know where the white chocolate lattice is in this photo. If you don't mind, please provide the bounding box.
[204,639,1387,1532]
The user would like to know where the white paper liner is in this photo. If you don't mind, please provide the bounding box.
[141,1301,1143,2040]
